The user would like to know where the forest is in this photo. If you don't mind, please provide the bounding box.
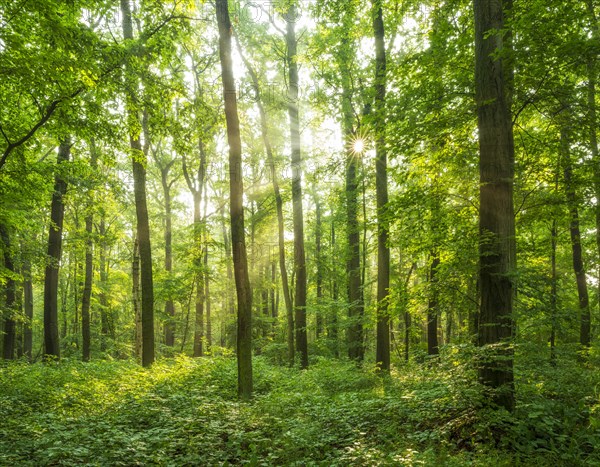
[2,0,600,464]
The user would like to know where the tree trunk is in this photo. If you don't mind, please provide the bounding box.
[329,219,339,358]
[373,0,391,371]
[43,140,71,359]
[205,247,212,351]
[81,213,93,362]
[474,0,515,411]
[121,0,154,367]
[285,4,308,369]
[99,218,110,352]
[1,224,16,360]
[343,80,364,362]
[427,252,440,356]
[23,258,33,360]
[204,187,212,351]
[216,0,253,399]
[550,219,558,364]
[132,236,142,361]
[562,127,591,347]
[585,0,600,324]
[193,192,205,358]
[315,192,324,339]
[81,144,97,362]
[161,164,176,348]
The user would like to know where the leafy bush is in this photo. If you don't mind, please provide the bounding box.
[1,347,600,465]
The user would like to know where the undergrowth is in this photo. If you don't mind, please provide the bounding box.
[1,344,599,466]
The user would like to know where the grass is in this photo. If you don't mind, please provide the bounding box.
[1,344,599,466]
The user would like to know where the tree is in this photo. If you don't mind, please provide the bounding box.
[372,0,391,371]
[1,224,16,360]
[121,0,154,367]
[474,0,515,411]
[216,0,253,399]
[285,2,309,369]
[44,140,71,359]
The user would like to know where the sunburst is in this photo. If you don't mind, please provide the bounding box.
[347,131,370,156]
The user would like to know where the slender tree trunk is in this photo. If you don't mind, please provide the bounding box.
[216,0,253,399]
[23,258,33,360]
[285,4,308,368]
[81,213,93,362]
[403,262,416,362]
[121,0,154,367]
[474,0,515,411]
[132,236,142,360]
[315,192,323,338]
[204,187,212,351]
[43,140,71,359]
[427,251,440,356]
[81,144,97,362]
[271,261,277,336]
[550,219,558,364]
[193,192,205,357]
[99,218,110,352]
[562,127,591,347]
[373,0,391,371]
[161,165,176,348]
[220,205,235,347]
[1,224,16,359]
[330,219,339,358]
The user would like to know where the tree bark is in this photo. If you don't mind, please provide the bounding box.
[373,0,391,371]
[23,258,33,360]
[160,161,176,348]
[1,224,16,360]
[427,252,440,356]
[285,4,308,369]
[216,0,253,399]
[562,127,591,347]
[121,0,154,367]
[43,140,71,359]
[474,0,515,411]
[99,217,110,353]
[132,236,142,360]
[81,143,97,362]
[313,190,324,338]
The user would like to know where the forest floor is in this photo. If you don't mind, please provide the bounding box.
[1,344,599,466]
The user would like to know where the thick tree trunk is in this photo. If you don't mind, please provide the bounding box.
[373,0,391,371]
[285,4,308,369]
[427,252,440,356]
[474,0,515,411]
[121,0,154,367]
[216,0,253,399]
[43,140,71,359]
[562,127,591,347]
[343,87,364,361]
[1,224,16,359]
